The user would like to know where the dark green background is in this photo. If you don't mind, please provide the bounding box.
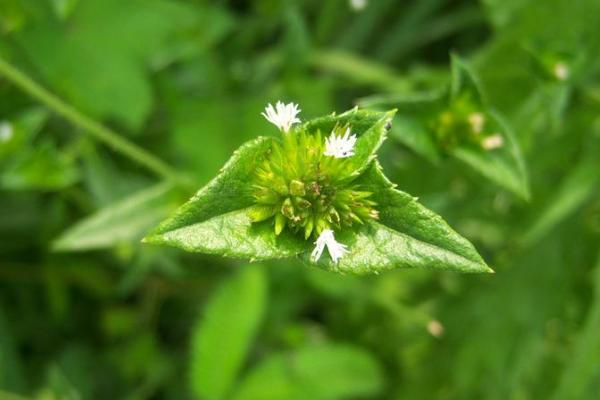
[1,0,599,399]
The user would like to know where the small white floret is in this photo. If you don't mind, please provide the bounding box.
[468,112,485,134]
[553,62,569,81]
[324,128,357,158]
[311,229,348,264]
[261,101,301,133]
[482,133,504,150]
[349,0,368,11]
[427,320,444,338]
[0,121,13,142]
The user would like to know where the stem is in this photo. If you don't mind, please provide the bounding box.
[0,57,193,188]
[310,49,410,92]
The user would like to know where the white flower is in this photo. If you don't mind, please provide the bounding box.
[0,121,13,142]
[427,320,444,338]
[553,62,569,81]
[482,133,504,150]
[349,0,368,11]
[311,229,349,264]
[324,127,357,158]
[262,101,301,133]
[468,112,485,134]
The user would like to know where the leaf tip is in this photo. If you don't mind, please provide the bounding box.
[141,235,159,245]
[50,240,66,253]
[520,186,532,202]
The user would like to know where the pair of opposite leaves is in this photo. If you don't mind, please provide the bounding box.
[144,104,493,275]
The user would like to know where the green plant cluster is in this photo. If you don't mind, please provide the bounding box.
[431,94,490,151]
[250,125,378,239]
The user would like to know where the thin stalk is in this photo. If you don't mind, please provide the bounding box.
[310,49,411,93]
[0,57,193,189]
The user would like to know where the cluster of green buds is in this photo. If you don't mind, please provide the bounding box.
[431,93,503,152]
[249,102,379,263]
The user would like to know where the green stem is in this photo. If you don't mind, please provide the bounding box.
[310,49,410,92]
[0,57,193,188]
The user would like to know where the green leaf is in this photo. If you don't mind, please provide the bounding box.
[369,56,530,199]
[230,344,383,400]
[149,136,274,236]
[190,265,267,400]
[308,221,488,274]
[303,108,396,175]
[15,0,197,130]
[145,208,305,260]
[306,162,491,274]
[552,252,600,400]
[451,55,530,199]
[53,183,177,252]
[358,91,447,164]
[381,93,445,164]
[450,53,484,105]
[521,154,600,246]
[146,109,489,274]
[391,115,441,163]
[0,109,40,159]
[1,141,79,191]
[452,111,530,200]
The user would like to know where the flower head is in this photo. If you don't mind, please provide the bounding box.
[0,121,13,142]
[311,229,348,263]
[482,133,504,150]
[468,112,485,134]
[251,126,378,240]
[262,101,301,133]
[324,127,357,158]
[349,0,368,11]
[553,62,569,81]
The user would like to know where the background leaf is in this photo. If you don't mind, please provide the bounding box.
[552,252,600,400]
[450,53,484,104]
[452,112,530,200]
[14,0,197,131]
[190,265,267,400]
[359,92,445,164]
[521,153,600,245]
[53,182,177,252]
[231,344,383,400]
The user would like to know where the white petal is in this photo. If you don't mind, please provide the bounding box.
[311,232,328,261]
[0,121,13,142]
[311,229,348,263]
[310,240,326,262]
[324,128,357,158]
[327,240,348,264]
[482,134,504,150]
[553,63,569,81]
[349,0,367,11]
[468,112,485,134]
[261,101,301,133]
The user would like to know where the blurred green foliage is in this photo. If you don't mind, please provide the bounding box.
[0,0,599,399]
